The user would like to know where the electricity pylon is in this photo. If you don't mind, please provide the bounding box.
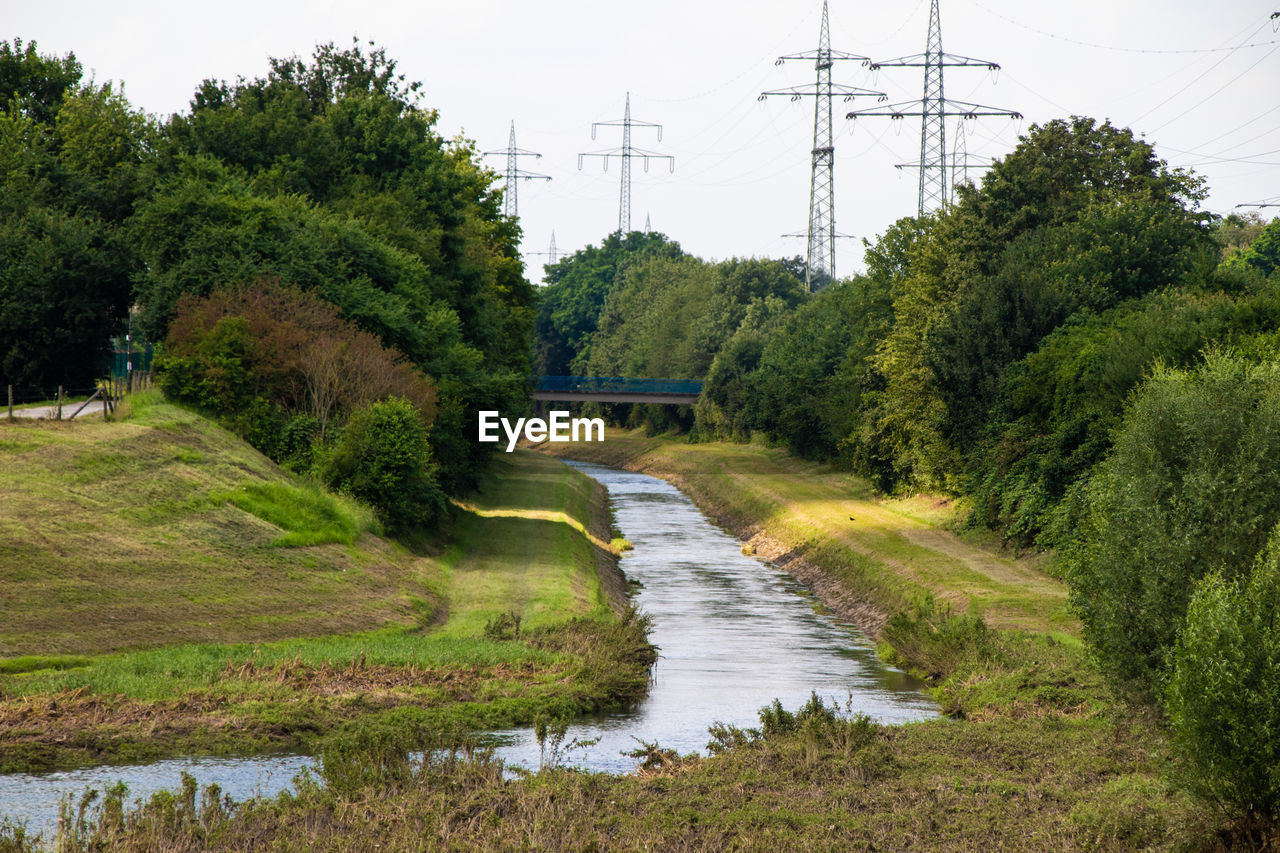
[528,230,559,265]
[578,93,674,235]
[942,118,992,200]
[760,1,886,291]
[483,121,550,220]
[848,0,1019,215]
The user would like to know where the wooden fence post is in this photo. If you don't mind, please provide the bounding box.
[7,385,11,420]
[56,385,63,420]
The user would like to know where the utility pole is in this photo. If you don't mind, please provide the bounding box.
[760,1,886,291]
[579,93,674,235]
[484,121,550,220]
[849,0,1018,215]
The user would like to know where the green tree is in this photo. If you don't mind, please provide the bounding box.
[1065,353,1280,693]
[970,288,1280,546]
[1224,216,1280,280]
[870,117,1210,492]
[0,41,149,388]
[534,231,682,376]
[1165,528,1280,824]
[136,40,532,492]
[0,38,81,124]
[321,397,445,533]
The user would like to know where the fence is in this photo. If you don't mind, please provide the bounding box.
[5,373,152,421]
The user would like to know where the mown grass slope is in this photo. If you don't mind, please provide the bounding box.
[0,391,421,657]
[0,399,648,774]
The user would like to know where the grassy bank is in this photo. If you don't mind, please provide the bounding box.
[4,428,1228,851]
[0,400,651,774]
[536,430,1071,640]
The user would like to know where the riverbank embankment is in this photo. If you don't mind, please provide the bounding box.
[0,397,652,774]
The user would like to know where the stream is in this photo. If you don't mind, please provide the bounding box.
[0,461,937,838]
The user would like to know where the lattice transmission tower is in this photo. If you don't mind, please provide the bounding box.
[761,1,885,291]
[528,230,559,265]
[848,0,1019,215]
[579,93,674,235]
[946,118,992,196]
[483,121,550,220]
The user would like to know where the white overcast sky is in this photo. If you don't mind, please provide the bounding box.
[8,1,1280,280]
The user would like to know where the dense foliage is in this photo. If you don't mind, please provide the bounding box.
[533,231,684,376]
[0,39,537,509]
[1064,354,1280,691]
[319,397,446,534]
[584,254,804,432]
[1166,529,1280,823]
[158,283,438,473]
[0,39,148,388]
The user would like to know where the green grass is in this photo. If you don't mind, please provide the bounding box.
[0,408,638,774]
[0,655,90,675]
[218,481,377,547]
[0,390,428,657]
[0,629,563,702]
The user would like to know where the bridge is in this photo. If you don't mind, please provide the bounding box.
[533,376,702,405]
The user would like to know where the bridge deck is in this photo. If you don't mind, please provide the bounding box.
[533,376,702,406]
[531,390,699,405]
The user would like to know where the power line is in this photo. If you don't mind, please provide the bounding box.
[968,0,1280,55]
[578,93,674,235]
[849,0,1019,214]
[1145,41,1280,134]
[759,0,887,291]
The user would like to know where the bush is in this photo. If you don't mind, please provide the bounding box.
[1064,353,1280,694]
[157,281,437,456]
[320,397,446,533]
[1165,529,1280,822]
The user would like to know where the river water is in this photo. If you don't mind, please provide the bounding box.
[0,461,936,838]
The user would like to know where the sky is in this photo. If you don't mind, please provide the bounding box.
[7,0,1280,281]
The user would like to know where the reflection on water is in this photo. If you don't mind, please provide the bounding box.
[490,461,936,773]
[0,460,936,838]
[0,754,314,840]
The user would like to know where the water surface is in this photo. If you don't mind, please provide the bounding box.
[0,460,936,837]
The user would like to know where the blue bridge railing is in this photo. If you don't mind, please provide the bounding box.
[535,376,703,395]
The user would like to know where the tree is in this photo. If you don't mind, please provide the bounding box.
[0,42,148,388]
[0,39,81,125]
[320,397,445,533]
[1224,216,1280,280]
[1165,529,1280,825]
[869,117,1212,492]
[137,40,533,492]
[1065,353,1280,693]
[158,282,436,457]
[534,231,682,376]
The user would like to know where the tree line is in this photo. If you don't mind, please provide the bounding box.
[535,116,1280,827]
[0,38,535,530]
